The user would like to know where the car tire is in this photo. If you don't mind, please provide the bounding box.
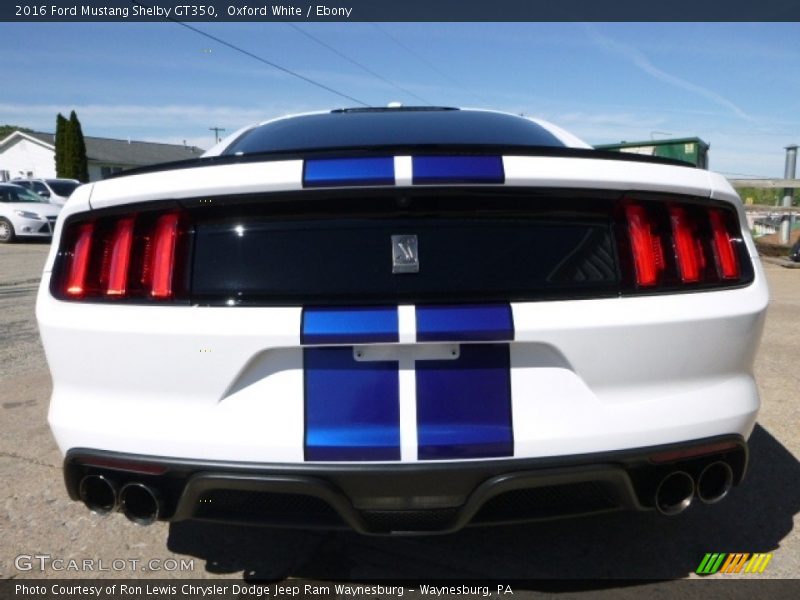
[0,218,16,243]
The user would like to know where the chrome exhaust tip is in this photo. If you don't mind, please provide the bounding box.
[79,475,117,515]
[119,483,161,526]
[654,471,695,516]
[697,461,734,504]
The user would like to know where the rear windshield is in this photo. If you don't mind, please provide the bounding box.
[46,180,79,196]
[222,108,566,155]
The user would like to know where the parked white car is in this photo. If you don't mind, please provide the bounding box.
[36,108,768,534]
[11,178,80,205]
[0,183,62,243]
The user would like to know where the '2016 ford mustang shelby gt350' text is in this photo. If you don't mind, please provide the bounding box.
[37,107,768,534]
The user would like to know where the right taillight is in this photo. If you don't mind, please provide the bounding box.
[54,210,189,302]
[709,208,741,280]
[624,200,745,290]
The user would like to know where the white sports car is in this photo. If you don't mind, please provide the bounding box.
[37,108,768,534]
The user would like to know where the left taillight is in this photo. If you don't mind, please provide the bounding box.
[64,222,95,296]
[53,210,190,302]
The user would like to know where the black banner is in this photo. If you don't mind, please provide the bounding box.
[2,0,800,22]
[4,579,800,600]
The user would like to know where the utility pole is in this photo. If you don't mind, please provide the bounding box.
[780,145,797,244]
[209,126,226,144]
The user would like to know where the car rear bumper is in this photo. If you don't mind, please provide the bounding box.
[65,436,747,535]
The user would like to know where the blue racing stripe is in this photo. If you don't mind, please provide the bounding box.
[304,347,400,461]
[304,157,395,187]
[416,344,513,460]
[302,306,399,345]
[412,155,504,184]
[416,304,514,342]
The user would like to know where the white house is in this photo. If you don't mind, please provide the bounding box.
[0,130,205,182]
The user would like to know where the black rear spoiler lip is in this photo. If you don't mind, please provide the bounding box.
[105,144,697,181]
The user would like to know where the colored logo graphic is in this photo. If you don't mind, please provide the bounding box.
[696,553,772,575]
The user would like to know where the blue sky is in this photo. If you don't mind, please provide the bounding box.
[2,21,798,176]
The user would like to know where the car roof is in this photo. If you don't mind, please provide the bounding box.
[219,107,568,156]
[110,107,696,179]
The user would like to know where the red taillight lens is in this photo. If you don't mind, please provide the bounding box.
[65,222,95,297]
[150,213,180,299]
[625,204,664,287]
[106,217,135,296]
[669,206,704,283]
[57,210,186,301]
[709,209,740,279]
[624,201,745,289]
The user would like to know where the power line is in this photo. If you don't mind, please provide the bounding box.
[129,1,369,107]
[287,23,433,106]
[174,21,369,107]
[370,23,491,106]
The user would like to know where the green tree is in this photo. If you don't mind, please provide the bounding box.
[735,187,785,207]
[66,110,89,182]
[0,124,34,140]
[61,114,76,179]
[54,113,68,177]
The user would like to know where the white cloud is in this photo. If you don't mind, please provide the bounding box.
[583,25,754,123]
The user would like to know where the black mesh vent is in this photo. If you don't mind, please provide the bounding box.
[548,228,618,284]
[194,490,342,525]
[473,482,619,523]
[359,507,461,533]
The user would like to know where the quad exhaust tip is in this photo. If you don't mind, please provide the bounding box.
[79,475,117,515]
[654,471,695,516]
[697,461,734,504]
[119,482,161,526]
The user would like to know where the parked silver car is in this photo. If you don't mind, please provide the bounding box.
[11,178,80,205]
[0,183,62,243]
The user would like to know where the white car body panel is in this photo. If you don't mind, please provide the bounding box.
[503,155,713,196]
[87,160,304,210]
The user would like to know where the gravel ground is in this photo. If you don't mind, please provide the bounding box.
[0,242,798,589]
